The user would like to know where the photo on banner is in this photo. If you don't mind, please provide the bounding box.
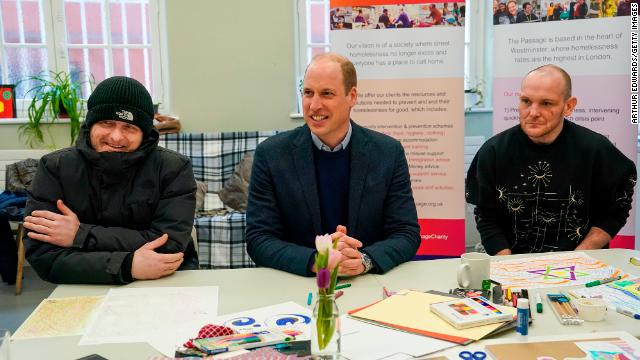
[330,0,466,258]
[492,1,636,249]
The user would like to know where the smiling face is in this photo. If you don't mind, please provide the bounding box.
[519,68,577,145]
[508,1,518,15]
[302,58,357,149]
[90,120,143,152]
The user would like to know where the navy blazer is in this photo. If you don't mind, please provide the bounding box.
[246,121,420,276]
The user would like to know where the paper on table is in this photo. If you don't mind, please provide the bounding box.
[341,315,456,360]
[212,302,311,340]
[570,278,640,313]
[491,252,628,290]
[79,286,219,356]
[350,290,515,342]
[572,341,639,360]
[13,296,103,339]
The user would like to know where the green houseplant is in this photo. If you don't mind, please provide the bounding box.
[19,71,93,148]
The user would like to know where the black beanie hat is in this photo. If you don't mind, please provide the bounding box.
[85,76,154,134]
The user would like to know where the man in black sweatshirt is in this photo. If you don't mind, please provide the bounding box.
[466,65,636,255]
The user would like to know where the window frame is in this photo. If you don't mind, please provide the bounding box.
[0,0,170,119]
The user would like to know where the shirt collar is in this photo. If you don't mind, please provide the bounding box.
[310,122,352,152]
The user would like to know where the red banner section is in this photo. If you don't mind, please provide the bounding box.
[416,218,464,257]
[611,235,636,250]
[331,0,451,6]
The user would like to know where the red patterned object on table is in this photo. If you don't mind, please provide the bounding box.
[183,324,236,348]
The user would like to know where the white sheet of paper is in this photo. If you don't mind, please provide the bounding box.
[341,315,456,360]
[212,301,311,340]
[79,286,219,356]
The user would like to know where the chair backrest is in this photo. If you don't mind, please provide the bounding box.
[158,131,278,210]
[0,150,50,190]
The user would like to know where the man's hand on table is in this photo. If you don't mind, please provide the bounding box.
[334,225,366,276]
[24,199,80,248]
[132,234,184,280]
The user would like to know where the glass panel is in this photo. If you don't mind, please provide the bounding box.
[1,0,20,43]
[128,48,145,84]
[23,0,43,43]
[125,2,144,44]
[6,47,48,98]
[144,3,150,43]
[87,48,106,84]
[310,3,326,44]
[64,1,83,44]
[145,48,153,97]
[69,50,88,97]
[308,46,327,62]
[112,48,125,75]
[85,1,104,44]
[67,47,85,79]
[110,2,124,44]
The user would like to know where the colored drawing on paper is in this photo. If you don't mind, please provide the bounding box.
[216,302,312,341]
[608,279,640,299]
[574,341,640,360]
[490,252,628,289]
[13,296,103,339]
[224,313,311,332]
[0,85,16,118]
[570,278,640,314]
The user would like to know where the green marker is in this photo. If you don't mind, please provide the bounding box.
[335,283,351,290]
[482,279,491,291]
[535,293,543,313]
[585,275,621,288]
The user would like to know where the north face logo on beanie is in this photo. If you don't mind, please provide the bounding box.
[116,110,134,121]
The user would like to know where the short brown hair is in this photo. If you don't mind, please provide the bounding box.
[306,52,357,94]
[526,64,572,100]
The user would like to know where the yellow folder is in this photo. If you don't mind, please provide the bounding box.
[349,290,515,344]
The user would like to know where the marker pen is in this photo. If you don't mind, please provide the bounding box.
[616,306,640,319]
[535,293,543,313]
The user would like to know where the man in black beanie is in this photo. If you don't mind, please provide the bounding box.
[22,76,198,284]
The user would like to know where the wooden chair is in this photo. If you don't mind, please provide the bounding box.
[14,222,25,295]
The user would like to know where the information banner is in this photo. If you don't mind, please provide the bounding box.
[330,0,466,257]
[493,3,637,249]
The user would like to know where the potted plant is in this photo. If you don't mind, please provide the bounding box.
[464,79,485,111]
[18,71,93,148]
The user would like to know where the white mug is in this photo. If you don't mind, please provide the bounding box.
[457,252,490,289]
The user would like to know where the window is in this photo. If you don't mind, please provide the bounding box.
[0,0,168,115]
[294,0,492,111]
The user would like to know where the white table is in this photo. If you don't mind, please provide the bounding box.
[10,249,640,359]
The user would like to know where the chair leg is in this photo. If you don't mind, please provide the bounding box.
[15,223,25,295]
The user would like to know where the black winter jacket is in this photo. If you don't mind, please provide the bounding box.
[24,124,198,284]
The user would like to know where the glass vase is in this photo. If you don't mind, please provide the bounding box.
[311,293,341,359]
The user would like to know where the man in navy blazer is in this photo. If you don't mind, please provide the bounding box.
[246,53,420,277]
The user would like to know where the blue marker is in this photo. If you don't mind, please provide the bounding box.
[307,292,312,306]
[516,298,529,335]
[616,306,640,319]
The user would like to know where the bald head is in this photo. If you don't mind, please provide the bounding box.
[524,64,572,100]
[306,52,357,95]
